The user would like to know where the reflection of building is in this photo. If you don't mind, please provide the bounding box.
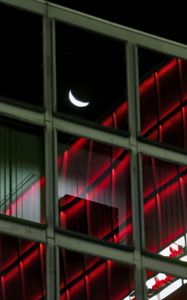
[1,1,187,299]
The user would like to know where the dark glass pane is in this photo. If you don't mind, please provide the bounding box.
[59,248,134,300]
[0,233,46,299]
[56,22,128,133]
[139,48,187,151]
[0,4,43,107]
[58,133,132,246]
[0,119,45,223]
[146,269,187,299]
[142,155,187,262]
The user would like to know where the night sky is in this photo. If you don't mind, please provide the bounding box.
[50,0,187,45]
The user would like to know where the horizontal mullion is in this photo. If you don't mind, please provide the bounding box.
[48,2,187,60]
[142,254,187,279]
[1,0,187,60]
[0,0,46,15]
[0,102,45,126]
[0,216,47,243]
[55,232,134,265]
[138,141,187,165]
[54,117,131,149]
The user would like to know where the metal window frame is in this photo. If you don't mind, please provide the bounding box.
[0,0,187,299]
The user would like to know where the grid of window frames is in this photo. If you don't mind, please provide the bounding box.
[0,1,187,299]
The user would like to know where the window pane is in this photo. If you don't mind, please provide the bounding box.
[142,155,187,262]
[59,248,134,300]
[0,120,45,223]
[58,133,132,246]
[56,22,128,133]
[0,233,46,300]
[139,48,187,151]
[146,269,187,299]
[0,4,43,107]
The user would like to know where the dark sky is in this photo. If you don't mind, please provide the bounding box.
[50,0,187,45]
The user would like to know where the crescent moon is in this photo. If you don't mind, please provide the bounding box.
[68,90,89,108]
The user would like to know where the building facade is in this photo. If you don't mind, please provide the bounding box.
[0,1,187,299]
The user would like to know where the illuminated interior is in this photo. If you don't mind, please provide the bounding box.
[59,248,134,300]
[0,123,45,223]
[58,135,132,245]
[140,57,187,149]
[0,233,46,300]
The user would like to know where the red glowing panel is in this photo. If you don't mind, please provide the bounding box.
[59,194,120,241]
[179,59,187,102]
[143,154,187,255]
[142,156,179,199]
[153,159,178,190]
[157,59,176,77]
[144,197,159,252]
[148,129,159,142]
[140,74,158,134]
[59,197,88,234]
[158,182,184,248]
[142,156,155,198]
[110,260,134,299]
[3,264,22,300]
[59,248,134,300]
[157,59,180,120]
[88,262,108,300]
[139,52,187,151]
[102,114,113,128]
[22,248,45,300]
[0,234,46,300]
[181,106,187,149]
[114,101,128,131]
[86,142,113,188]
[68,279,86,300]
[60,250,84,287]
[161,112,183,147]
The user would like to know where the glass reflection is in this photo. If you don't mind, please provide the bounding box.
[0,233,46,300]
[58,133,132,246]
[56,22,128,133]
[142,155,187,262]
[0,122,45,223]
[139,48,187,151]
[59,248,134,300]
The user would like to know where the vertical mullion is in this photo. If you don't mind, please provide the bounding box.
[126,43,145,300]
[52,14,59,234]
[54,128,59,228]
[127,43,141,139]
[138,154,146,250]
[56,246,60,300]
[52,19,57,112]
[43,7,56,300]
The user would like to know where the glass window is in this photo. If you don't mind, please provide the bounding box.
[56,22,128,133]
[139,48,187,151]
[58,133,132,246]
[0,119,45,223]
[59,248,134,300]
[0,233,46,300]
[0,4,43,107]
[142,155,187,262]
[146,269,187,299]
